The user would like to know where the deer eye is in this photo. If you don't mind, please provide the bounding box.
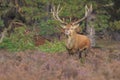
[71,27,74,30]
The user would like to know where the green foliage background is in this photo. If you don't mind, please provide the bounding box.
[0,0,119,34]
[0,0,120,52]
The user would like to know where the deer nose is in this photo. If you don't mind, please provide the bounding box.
[65,30,70,35]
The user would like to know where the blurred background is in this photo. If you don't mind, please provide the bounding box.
[0,0,120,52]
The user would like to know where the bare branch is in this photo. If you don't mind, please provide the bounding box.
[0,28,7,43]
[0,20,26,43]
[12,21,26,27]
[0,23,12,44]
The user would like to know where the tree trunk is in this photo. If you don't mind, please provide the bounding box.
[44,2,50,21]
[86,14,96,47]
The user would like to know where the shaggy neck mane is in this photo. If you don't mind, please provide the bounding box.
[66,31,77,49]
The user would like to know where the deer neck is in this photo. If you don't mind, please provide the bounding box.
[66,31,77,49]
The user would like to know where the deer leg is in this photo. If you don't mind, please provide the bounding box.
[78,50,82,58]
[84,48,87,57]
[84,48,89,57]
[79,49,87,58]
[68,50,72,55]
[79,49,87,63]
[67,49,73,55]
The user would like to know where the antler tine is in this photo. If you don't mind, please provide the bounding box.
[51,4,67,24]
[85,5,88,16]
[56,5,65,23]
[51,5,60,21]
[72,4,93,25]
[85,4,92,16]
[51,5,56,20]
[57,4,60,13]
[90,4,93,14]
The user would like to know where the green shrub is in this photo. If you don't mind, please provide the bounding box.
[110,21,120,31]
[0,27,35,52]
[38,40,66,53]
[0,26,66,53]
[38,20,59,36]
[0,18,4,27]
[94,14,110,31]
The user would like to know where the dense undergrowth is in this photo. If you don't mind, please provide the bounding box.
[0,27,35,52]
[0,27,66,53]
[38,40,65,53]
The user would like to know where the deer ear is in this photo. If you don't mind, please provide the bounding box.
[73,24,79,29]
[60,24,66,29]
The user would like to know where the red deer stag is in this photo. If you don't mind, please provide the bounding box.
[51,4,92,58]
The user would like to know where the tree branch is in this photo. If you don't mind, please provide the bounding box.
[0,20,26,43]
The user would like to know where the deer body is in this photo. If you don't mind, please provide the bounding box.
[66,33,90,51]
[63,24,90,58]
[67,33,91,57]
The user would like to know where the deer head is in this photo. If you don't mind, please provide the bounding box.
[51,4,93,36]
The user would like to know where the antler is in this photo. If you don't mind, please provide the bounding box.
[72,4,93,25]
[51,4,67,24]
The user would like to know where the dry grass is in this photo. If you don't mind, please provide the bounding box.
[0,41,120,80]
